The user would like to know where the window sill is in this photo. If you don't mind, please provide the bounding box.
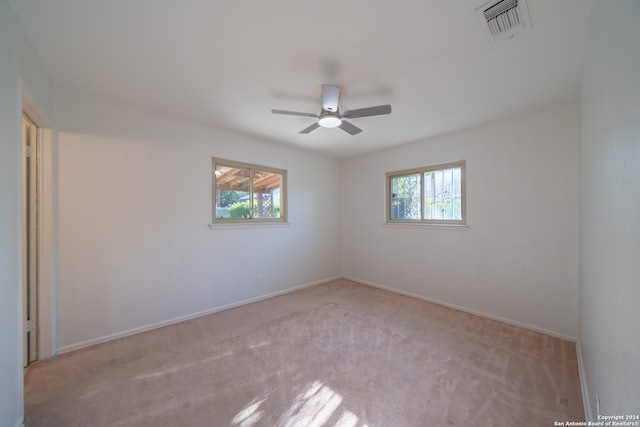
[382,222,469,230]
[208,222,291,230]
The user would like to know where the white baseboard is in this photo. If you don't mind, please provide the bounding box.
[55,274,577,352]
[576,341,592,421]
[56,276,340,354]
[343,276,577,342]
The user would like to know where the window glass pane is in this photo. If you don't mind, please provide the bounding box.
[212,158,287,223]
[215,165,251,218]
[253,170,282,219]
[424,167,462,220]
[387,161,464,224]
[391,174,421,220]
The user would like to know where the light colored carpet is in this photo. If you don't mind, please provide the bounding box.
[24,279,583,426]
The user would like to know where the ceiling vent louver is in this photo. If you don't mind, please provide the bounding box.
[476,0,531,42]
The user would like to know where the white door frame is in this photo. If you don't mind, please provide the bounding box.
[22,114,38,365]
[22,94,55,359]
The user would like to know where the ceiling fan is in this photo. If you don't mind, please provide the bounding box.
[272,84,391,135]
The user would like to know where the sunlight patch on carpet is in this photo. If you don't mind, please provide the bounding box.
[280,381,343,427]
[335,409,365,427]
[132,351,234,381]
[232,398,266,427]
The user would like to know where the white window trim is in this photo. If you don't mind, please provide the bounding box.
[385,160,466,225]
[381,222,469,230]
[208,222,290,230]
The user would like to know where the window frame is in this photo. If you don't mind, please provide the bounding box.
[212,157,288,224]
[386,160,466,225]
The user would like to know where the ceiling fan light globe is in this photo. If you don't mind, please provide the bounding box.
[318,116,342,128]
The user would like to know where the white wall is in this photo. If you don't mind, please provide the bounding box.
[54,92,341,351]
[579,1,640,419]
[341,104,580,339]
[0,1,53,426]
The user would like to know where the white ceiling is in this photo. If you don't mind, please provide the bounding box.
[10,0,594,159]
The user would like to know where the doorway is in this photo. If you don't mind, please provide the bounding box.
[22,113,39,367]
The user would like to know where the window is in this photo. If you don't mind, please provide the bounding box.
[386,160,466,225]
[212,158,287,223]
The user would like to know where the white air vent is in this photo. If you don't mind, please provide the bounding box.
[476,0,531,41]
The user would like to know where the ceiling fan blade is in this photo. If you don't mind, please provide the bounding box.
[272,109,318,118]
[339,120,362,135]
[321,84,340,112]
[342,104,392,119]
[299,122,320,134]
